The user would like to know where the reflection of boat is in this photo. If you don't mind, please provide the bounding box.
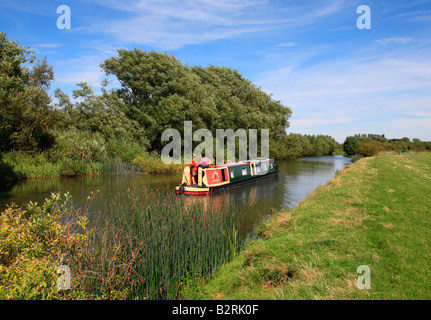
[175,158,280,195]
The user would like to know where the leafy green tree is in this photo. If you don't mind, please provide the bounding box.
[0,33,55,152]
[55,82,149,162]
[343,136,360,155]
[101,50,292,152]
[101,50,199,151]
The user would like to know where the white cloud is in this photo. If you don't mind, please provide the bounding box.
[55,70,104,87]
[51,51,109,90]
[88,0,347,50]
[277,42,296,48]
[375,37,414,45]
[256,43,431,141]
[384,118,431,140]
[291,117,353,129]
[33,43,63,48]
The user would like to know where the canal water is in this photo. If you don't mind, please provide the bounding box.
[0,156,351,235]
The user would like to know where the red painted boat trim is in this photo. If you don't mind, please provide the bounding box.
[175,190,209,195]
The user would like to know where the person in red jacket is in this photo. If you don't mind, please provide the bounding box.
[190,154,198,185]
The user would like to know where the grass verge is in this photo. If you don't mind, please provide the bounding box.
[187,153,431,299]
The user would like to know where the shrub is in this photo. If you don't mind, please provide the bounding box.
[358,141,383,157]
[52,129,106,163]
[60,159,85,177]
[0,193,89,299]
[343,136,360,156]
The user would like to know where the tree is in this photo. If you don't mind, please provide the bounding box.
[100,50,196,151]
[55,82,149,162]
[0,33,55,152]
[343,136,360,155]
[101,50,292,153]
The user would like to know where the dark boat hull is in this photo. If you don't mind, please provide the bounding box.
[175,166,280,196]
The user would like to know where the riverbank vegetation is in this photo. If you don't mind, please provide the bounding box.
[343,134,431,158]
[188,153,431,299]
[2,32,431,301]
[1,33,338,188]
[270,133,338,159]
[0,187,244,299]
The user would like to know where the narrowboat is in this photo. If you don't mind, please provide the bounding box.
[175,158,280,195]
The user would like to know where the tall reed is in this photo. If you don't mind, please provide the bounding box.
[101,158,141,175]
[77,186,244,299]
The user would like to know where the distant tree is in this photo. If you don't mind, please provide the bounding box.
[411,138,425,152]
[343,136,360,155]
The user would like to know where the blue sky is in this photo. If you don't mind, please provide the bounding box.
[1,0,430,142]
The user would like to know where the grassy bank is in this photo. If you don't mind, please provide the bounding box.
[187,153,431,299]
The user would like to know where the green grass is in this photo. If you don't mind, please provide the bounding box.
[187,153,431,300]
[0,150,152,183]
[0,151,104,180]
[133,153,182,174]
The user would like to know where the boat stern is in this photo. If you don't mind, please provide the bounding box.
[175,184,210,195]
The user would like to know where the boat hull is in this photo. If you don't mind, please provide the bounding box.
[175,167,280,196]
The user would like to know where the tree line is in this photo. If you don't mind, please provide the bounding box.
[343,134,431,157]
[1,33,339,185]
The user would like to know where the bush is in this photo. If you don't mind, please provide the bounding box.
[358,141,383,157]
[105,139,144,163]
[52,129,106,163]
[0,154,19,188]
[0,193,89,299]
[343,136,360,156]
[60,159,84,177]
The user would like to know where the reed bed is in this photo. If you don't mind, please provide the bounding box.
[75,186,244,300]
[101,158,141,175]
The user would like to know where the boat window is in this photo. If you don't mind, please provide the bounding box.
[270,163,273,169]
[230,169,234,178]
[241,167,247,176]
[256,166,260,173]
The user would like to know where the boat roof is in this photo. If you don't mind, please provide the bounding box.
[216,158,272,167]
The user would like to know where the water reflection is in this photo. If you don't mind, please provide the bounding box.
[0,156,351,235]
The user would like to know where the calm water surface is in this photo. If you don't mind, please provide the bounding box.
[0,156,351,235]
